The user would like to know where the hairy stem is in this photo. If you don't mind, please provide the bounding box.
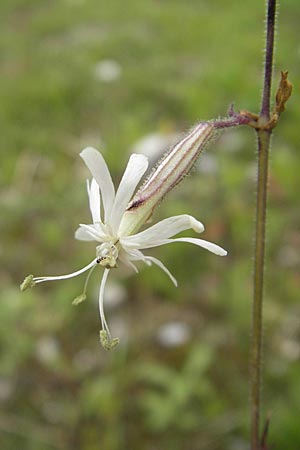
[260,0,277,119]
[251,129,271,450]
[251,1,277,448]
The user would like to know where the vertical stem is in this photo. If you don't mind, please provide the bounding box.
[251,129,271,450]
[251,1,277,449]
[260,0,277,119]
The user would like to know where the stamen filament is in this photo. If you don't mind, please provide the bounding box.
[83,263,97,295]
[33,258,98,283]
[98,268,111,337]
[72,264,98,305]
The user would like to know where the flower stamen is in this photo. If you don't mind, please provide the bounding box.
[20,274,36,291]
[98,268,119,350]
[96,243,119,268]
[72,263,97,305]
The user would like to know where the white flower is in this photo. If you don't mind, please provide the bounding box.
[21,142,227,350]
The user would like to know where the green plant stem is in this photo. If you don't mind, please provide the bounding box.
[250,1,277,448]
[251,128,271,450]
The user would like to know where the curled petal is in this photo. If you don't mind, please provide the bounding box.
[120,246,177,286]
[121,214,204,249]
[124,248,150,264]
[118,250,139,273]
[144,255,178,287]
[163,237,227,256]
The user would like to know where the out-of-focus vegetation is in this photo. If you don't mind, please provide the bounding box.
[1,1,299,449]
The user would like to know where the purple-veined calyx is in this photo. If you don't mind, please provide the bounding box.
[118,122,215,237]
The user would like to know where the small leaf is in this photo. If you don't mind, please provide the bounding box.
[275,70,293,114]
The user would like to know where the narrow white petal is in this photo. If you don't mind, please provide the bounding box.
[124,247,148,262]
[163,237,227,256]
[121,214,204,249]
[110,153,148,234]
[80,147,115,222]
[75,225,97,241]
[118,252,139,273]
[87,178,101,224]
[98,268,111,335]
[33,259,98,283]
[76,223,108,242]
[144,256,178,287]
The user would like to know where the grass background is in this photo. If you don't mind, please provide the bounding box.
[1,1,300,449]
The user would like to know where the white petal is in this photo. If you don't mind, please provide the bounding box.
[75,224,108,242]
[109,153,148,234]
[144,255,178,287]
[121,214,204,249]
[163,237,227,256]
[124,247,149,263]
[98,268,111,335]
[118,251,139,273]
[87,178,101,223]
[75,225,97,241]
[33,258,98,283]
[80,147,115,222]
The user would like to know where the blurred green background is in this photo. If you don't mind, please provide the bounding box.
[1,0,299,449]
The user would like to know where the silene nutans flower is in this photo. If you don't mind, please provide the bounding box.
[21,121,227,350]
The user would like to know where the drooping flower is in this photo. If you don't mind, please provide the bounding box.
[21,122,227,350]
